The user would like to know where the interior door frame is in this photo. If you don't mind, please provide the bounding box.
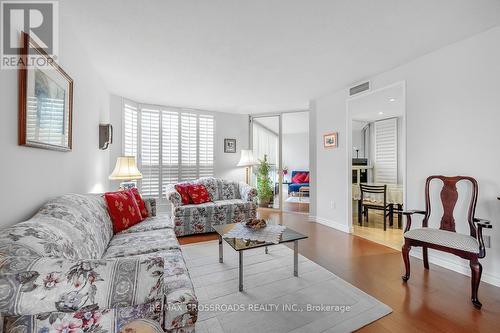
[249,109,309,211]
[345,81,407,233]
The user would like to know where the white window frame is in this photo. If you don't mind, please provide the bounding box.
[122,99,216,198]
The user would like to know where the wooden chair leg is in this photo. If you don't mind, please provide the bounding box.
[389,205,394,227]
[423,247,429,269]
[470,258,483,309]
[402,241,411,281]
[358,200,362,226]
[397,204,402,229]
[383,207,387,231]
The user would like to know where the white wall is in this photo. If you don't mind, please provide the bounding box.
[311,26,500,285]
[283,132,309,179]
[0,19,110,227]
[214,113,249,182]
[108,96,249,186]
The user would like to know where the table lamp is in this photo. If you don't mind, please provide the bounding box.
[109,156,142,189]
[237,150,257,184]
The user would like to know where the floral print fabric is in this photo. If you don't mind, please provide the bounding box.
[0,255,164,316]
[3,301,163,333]
[0,194,114,260]
[0,194,199,333]
[118,214,173,234]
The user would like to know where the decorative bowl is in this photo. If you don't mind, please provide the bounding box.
[245,218,267,230]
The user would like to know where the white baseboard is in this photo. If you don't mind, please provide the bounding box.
[411,249,500,288]
[308,215,351,233]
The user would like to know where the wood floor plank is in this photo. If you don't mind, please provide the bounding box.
[177,209,500,333]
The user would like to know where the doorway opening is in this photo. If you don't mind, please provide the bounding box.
[250,111,310,214]
[347,82,406,250]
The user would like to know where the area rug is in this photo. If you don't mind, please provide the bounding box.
[285,196,310,204]
[181,241,391,333]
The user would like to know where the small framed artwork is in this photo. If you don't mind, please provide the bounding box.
[224,138,236,153]
[19,32,74,151]
[324,132,338,148]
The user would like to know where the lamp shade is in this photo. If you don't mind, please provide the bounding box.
[237,150,257,167]
[109,156,142,180]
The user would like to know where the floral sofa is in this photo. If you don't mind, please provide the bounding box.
[0,194,197,333]
[165,177,258,236]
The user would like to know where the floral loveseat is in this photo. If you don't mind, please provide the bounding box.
[0,194,197,333]
[165,177,258,236]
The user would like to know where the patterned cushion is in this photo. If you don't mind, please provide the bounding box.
[130,188,149,219]
[175,183,192,205]
[217,179,240,200]
[103,229,180,258]
[3,302,163,333]
[0,255,164,316]
[104,190,143,233]
[404,228,479,253]
[0,194,113,259]
[198,177,219,201]
[187,184,211,204]
[118,214,173,234]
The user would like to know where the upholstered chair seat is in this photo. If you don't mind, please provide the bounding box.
[404,228,479,253]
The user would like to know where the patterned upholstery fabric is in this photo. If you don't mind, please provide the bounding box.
[404,228,479,253]
[0,194,198,333]
[0,194,113,260]
[0,255,164,315]
[3,302,162,333]
[118,214,173,234]
[168,178,257,236]
[102,229,180,258]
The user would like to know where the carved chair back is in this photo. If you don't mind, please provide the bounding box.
[423,176,478,238]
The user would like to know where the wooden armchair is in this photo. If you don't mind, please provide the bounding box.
[401,176,492,309]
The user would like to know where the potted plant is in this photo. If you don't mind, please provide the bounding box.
[256,155,274,207]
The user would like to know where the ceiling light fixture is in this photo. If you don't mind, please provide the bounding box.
[378,112,384,115]
[389,98,396,102]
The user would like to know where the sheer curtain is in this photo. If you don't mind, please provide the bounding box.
[252,121,278,166]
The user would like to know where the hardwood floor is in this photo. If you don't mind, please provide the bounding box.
[178,210,500,333]
[353,209,403,250]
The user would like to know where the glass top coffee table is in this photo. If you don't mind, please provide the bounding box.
[212,223,308,291]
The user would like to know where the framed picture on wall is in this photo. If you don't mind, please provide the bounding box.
[324,132,338,148]
[224,138,236,153]
[18,32,74,151]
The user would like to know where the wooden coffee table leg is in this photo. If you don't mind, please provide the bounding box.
[265,246,268,254]
[294,240,298,277]
[239,251,243,292]
[219,235,223,263]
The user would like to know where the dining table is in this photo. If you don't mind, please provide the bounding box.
[352,182,404,228]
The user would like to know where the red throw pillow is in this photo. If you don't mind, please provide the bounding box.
[187,184,211,204]
[104,190,143,233]
[292,172,306,184]
[175,184,192,205]
[304,173,310,183]
[130,188,149,219]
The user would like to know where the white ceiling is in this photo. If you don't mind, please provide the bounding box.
[254,111,309,134]
[62,0,500,114]
[350,83,404,122]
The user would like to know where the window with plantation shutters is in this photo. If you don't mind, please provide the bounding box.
[123,102,138,158]
[140,107,161,197]
[181,113,198,181]
[374,118,398,184]
[198,115,215,178]
[122,100,215,198]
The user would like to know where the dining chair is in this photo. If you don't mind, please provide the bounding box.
[358,184,394,231]
[402,175,492,309]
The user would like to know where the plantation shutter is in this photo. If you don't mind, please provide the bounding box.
[374,118,398,184]
[122,101,215,198]
[198,115,215,178]
[123,102,138,158]
[140,107,161,197]
[161,110,180,188]
[181,113,198,181]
